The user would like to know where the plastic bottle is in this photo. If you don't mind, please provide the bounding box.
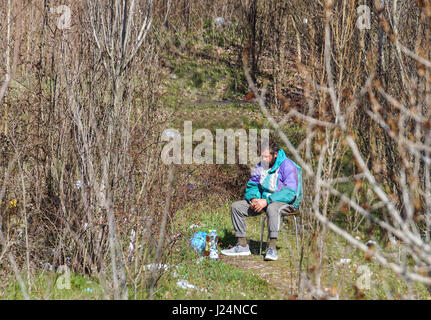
[209,249,219,260]
[210,230,217,249]
[209,230,219,260]
[204,230,211,256]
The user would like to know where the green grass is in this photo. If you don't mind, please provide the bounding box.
[149,201,275,299]
[0,272,102,299]
[3,197,429,300]
[155,48,430,299]
[161,44,247,111]
[162,195,431,300]
[4,28,429,300]
[152,250,274,300]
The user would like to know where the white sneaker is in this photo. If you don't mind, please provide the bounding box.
[264,247,278,261]
[220,244,251,256]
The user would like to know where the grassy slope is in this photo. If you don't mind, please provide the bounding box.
[3,37,430,300]
[153,48,280,300]
[153,45,431,300]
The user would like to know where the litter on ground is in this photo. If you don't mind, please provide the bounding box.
[176,279,205,292]
[143,263,169,272]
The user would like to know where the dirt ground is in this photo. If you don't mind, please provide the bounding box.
[219,253,299,299]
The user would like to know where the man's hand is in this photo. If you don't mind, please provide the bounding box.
[250,199,267,212]
[249,198,258,211]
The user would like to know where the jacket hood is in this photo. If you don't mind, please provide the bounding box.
[268,149,287,173]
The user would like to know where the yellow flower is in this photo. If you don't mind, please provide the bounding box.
[8,199,17,208]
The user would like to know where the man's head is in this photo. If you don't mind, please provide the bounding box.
[261,139,279,169]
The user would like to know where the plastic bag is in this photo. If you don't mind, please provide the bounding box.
[190,231,208,255]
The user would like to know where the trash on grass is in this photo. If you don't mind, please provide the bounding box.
[42,262,53,271]
[74,180,83,190]
[176,279,205,292]
[190,229,220,260]
[190,231,208,255]
[213,17,232,27]
[205,230,219,261]
[339,258,351,265]
[209,250,219,261]
[143,263,169,272]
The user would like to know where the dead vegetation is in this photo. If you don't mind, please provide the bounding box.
[1,0,431,299]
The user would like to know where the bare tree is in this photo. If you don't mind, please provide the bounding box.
[73,0,155,300]
[242,0,431,298]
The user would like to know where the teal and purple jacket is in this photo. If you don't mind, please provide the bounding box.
[244,149,303,210]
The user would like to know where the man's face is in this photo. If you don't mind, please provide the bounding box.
[261,149,277,169]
